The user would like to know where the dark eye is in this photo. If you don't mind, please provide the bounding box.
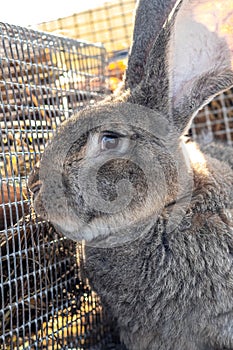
[100,133,120,151]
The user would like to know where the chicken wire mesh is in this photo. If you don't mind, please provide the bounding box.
[0,22,120,349]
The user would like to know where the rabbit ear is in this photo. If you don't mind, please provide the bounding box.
[169,0,233,132]
[128,0,233,134]
[124,0,178,89]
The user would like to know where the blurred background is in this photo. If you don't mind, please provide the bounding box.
[1,1,116,26]
[2,0,136,92]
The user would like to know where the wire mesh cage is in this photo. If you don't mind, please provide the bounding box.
[191,90,233,145]
[1,6,233,350]
[37,0,136,56]
[0,22,120,349]
[35,0,233,131]
[36,0,137,92]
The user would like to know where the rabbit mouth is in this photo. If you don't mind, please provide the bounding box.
[50,213,154,247]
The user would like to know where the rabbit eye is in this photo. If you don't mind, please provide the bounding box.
[100,133,120,151]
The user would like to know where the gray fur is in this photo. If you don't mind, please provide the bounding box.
[125,0,177,90]
[28,0,233,349]
[202,142,233,170]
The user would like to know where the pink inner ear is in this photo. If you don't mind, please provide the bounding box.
[169,0,233,106]
[193,1,233,57]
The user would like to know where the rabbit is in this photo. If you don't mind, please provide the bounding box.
[28,0,233,349]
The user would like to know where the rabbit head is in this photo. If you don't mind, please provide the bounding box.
[28,0,233,246]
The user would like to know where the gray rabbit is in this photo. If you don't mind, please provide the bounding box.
[28,0,233,349]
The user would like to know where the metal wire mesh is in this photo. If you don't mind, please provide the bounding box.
[0,22,119,349]
[37,0,136,55]
[1,7,233,350]
[36,0,136,92]
[35,0,233,132]
[191,89,233,145]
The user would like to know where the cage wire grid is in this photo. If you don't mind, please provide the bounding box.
[1,7,233,350]
[191,90,233,145]
[38,0,136,56]
[0,22,119,349]
[36,0,233,137]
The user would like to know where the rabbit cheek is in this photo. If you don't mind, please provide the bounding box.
[96,159,148,205]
